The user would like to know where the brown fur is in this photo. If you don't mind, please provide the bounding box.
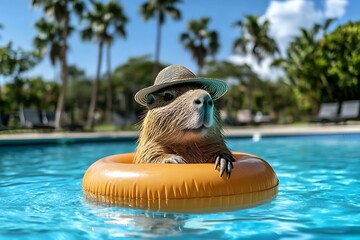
[134,85,232,164]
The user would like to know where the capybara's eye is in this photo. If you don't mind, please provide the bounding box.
[147,94,155,106]
[163,92,174,101]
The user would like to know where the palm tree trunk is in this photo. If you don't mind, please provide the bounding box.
[153,13,162,78]
[320,74,333,99]
[55,11,69,130]
[86,40,104,129]
[247,80,253,120]
[105,42,112,124]
[56,56,68,130]
[0,77,2,104]
[198,40,205,75]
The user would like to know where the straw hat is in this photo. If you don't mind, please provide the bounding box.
[134,65,228,106]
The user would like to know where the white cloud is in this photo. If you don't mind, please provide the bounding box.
[228,54,284,81]
[229,0,348,81]
[262,0,323,54]
[325,0,348,18]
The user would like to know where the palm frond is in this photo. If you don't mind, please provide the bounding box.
[208,31,219,55]
[232,15,278,60]
[114,25,126,38]
[81,27,94,41]
[233,37,248,53]
[140,2,155,21]
[73,1,85,17]
[165,6,181,20]
[180,17,219,71]
[80,0,128,42]
[271,58,286,68]
[232,20,243,28]
[179,32,190,42]
[49,43,61,65]
[323,18,335,32]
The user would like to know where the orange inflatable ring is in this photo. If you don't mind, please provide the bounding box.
[82,152,278,213]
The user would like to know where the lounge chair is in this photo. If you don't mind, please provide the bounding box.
[219,110,237,125]
[43,110,83,131]
[0,111,8,130]
[112,112,137,126]
[42,110,56,128]
[236,109,252,125]
[19,107,55,129]
[309,102,339,123]
[253,112,272,124]
[336,100,360,123]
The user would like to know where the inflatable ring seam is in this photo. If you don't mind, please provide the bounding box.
[83,182,279,200]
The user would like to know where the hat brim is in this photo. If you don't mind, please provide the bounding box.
[134,78,229,106]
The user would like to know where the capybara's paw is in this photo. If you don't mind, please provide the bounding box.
[214,153,235,179]
[162,155,186,164]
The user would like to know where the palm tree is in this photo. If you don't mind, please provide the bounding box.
[232,15,278,116]
[0,23,3,39]
[180,17,219,74]
[81,0,128,129]
[31,0,84,130]
[34,18,65,69]
[271,18,335,107]
[0,43,39,106]
[105,40,113,124]
[233,15,278,63]
[140,0,182,76]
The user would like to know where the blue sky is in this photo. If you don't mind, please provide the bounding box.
[0,0,359,82]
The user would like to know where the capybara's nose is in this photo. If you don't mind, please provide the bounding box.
[193,92,213,109]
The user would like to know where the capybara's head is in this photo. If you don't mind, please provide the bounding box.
[135,65,228,144]
[142,84,220,143]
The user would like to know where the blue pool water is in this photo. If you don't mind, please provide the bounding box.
[0,134,359,239]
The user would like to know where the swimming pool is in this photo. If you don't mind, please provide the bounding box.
[0,134,359,239]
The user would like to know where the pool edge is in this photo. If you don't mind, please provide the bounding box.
[1,124,360,146]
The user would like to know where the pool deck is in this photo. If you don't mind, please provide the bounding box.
[0,123,360,146]
[223,124,360,137]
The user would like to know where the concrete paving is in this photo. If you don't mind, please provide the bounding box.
[223,124,360,137]
[0,124,359,145]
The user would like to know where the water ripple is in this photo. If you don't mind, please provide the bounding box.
[0,137,359,239]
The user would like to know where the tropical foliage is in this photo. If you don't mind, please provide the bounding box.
[232,15,279,118]
[4,77,58,110]
[1,3,359,130]
[34,18,69,67]
[65,65,92,123]
[205,61,298,123]
[112,55,165,115]
[180,17,219,74]
[317,22,360,101]
[31,0,85,129]
[0,43,39,80]
[273,21,360,114]
[80,0,128,128]
[233,15,278,63]
[0,42,40,121]
[140,0,182,76]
